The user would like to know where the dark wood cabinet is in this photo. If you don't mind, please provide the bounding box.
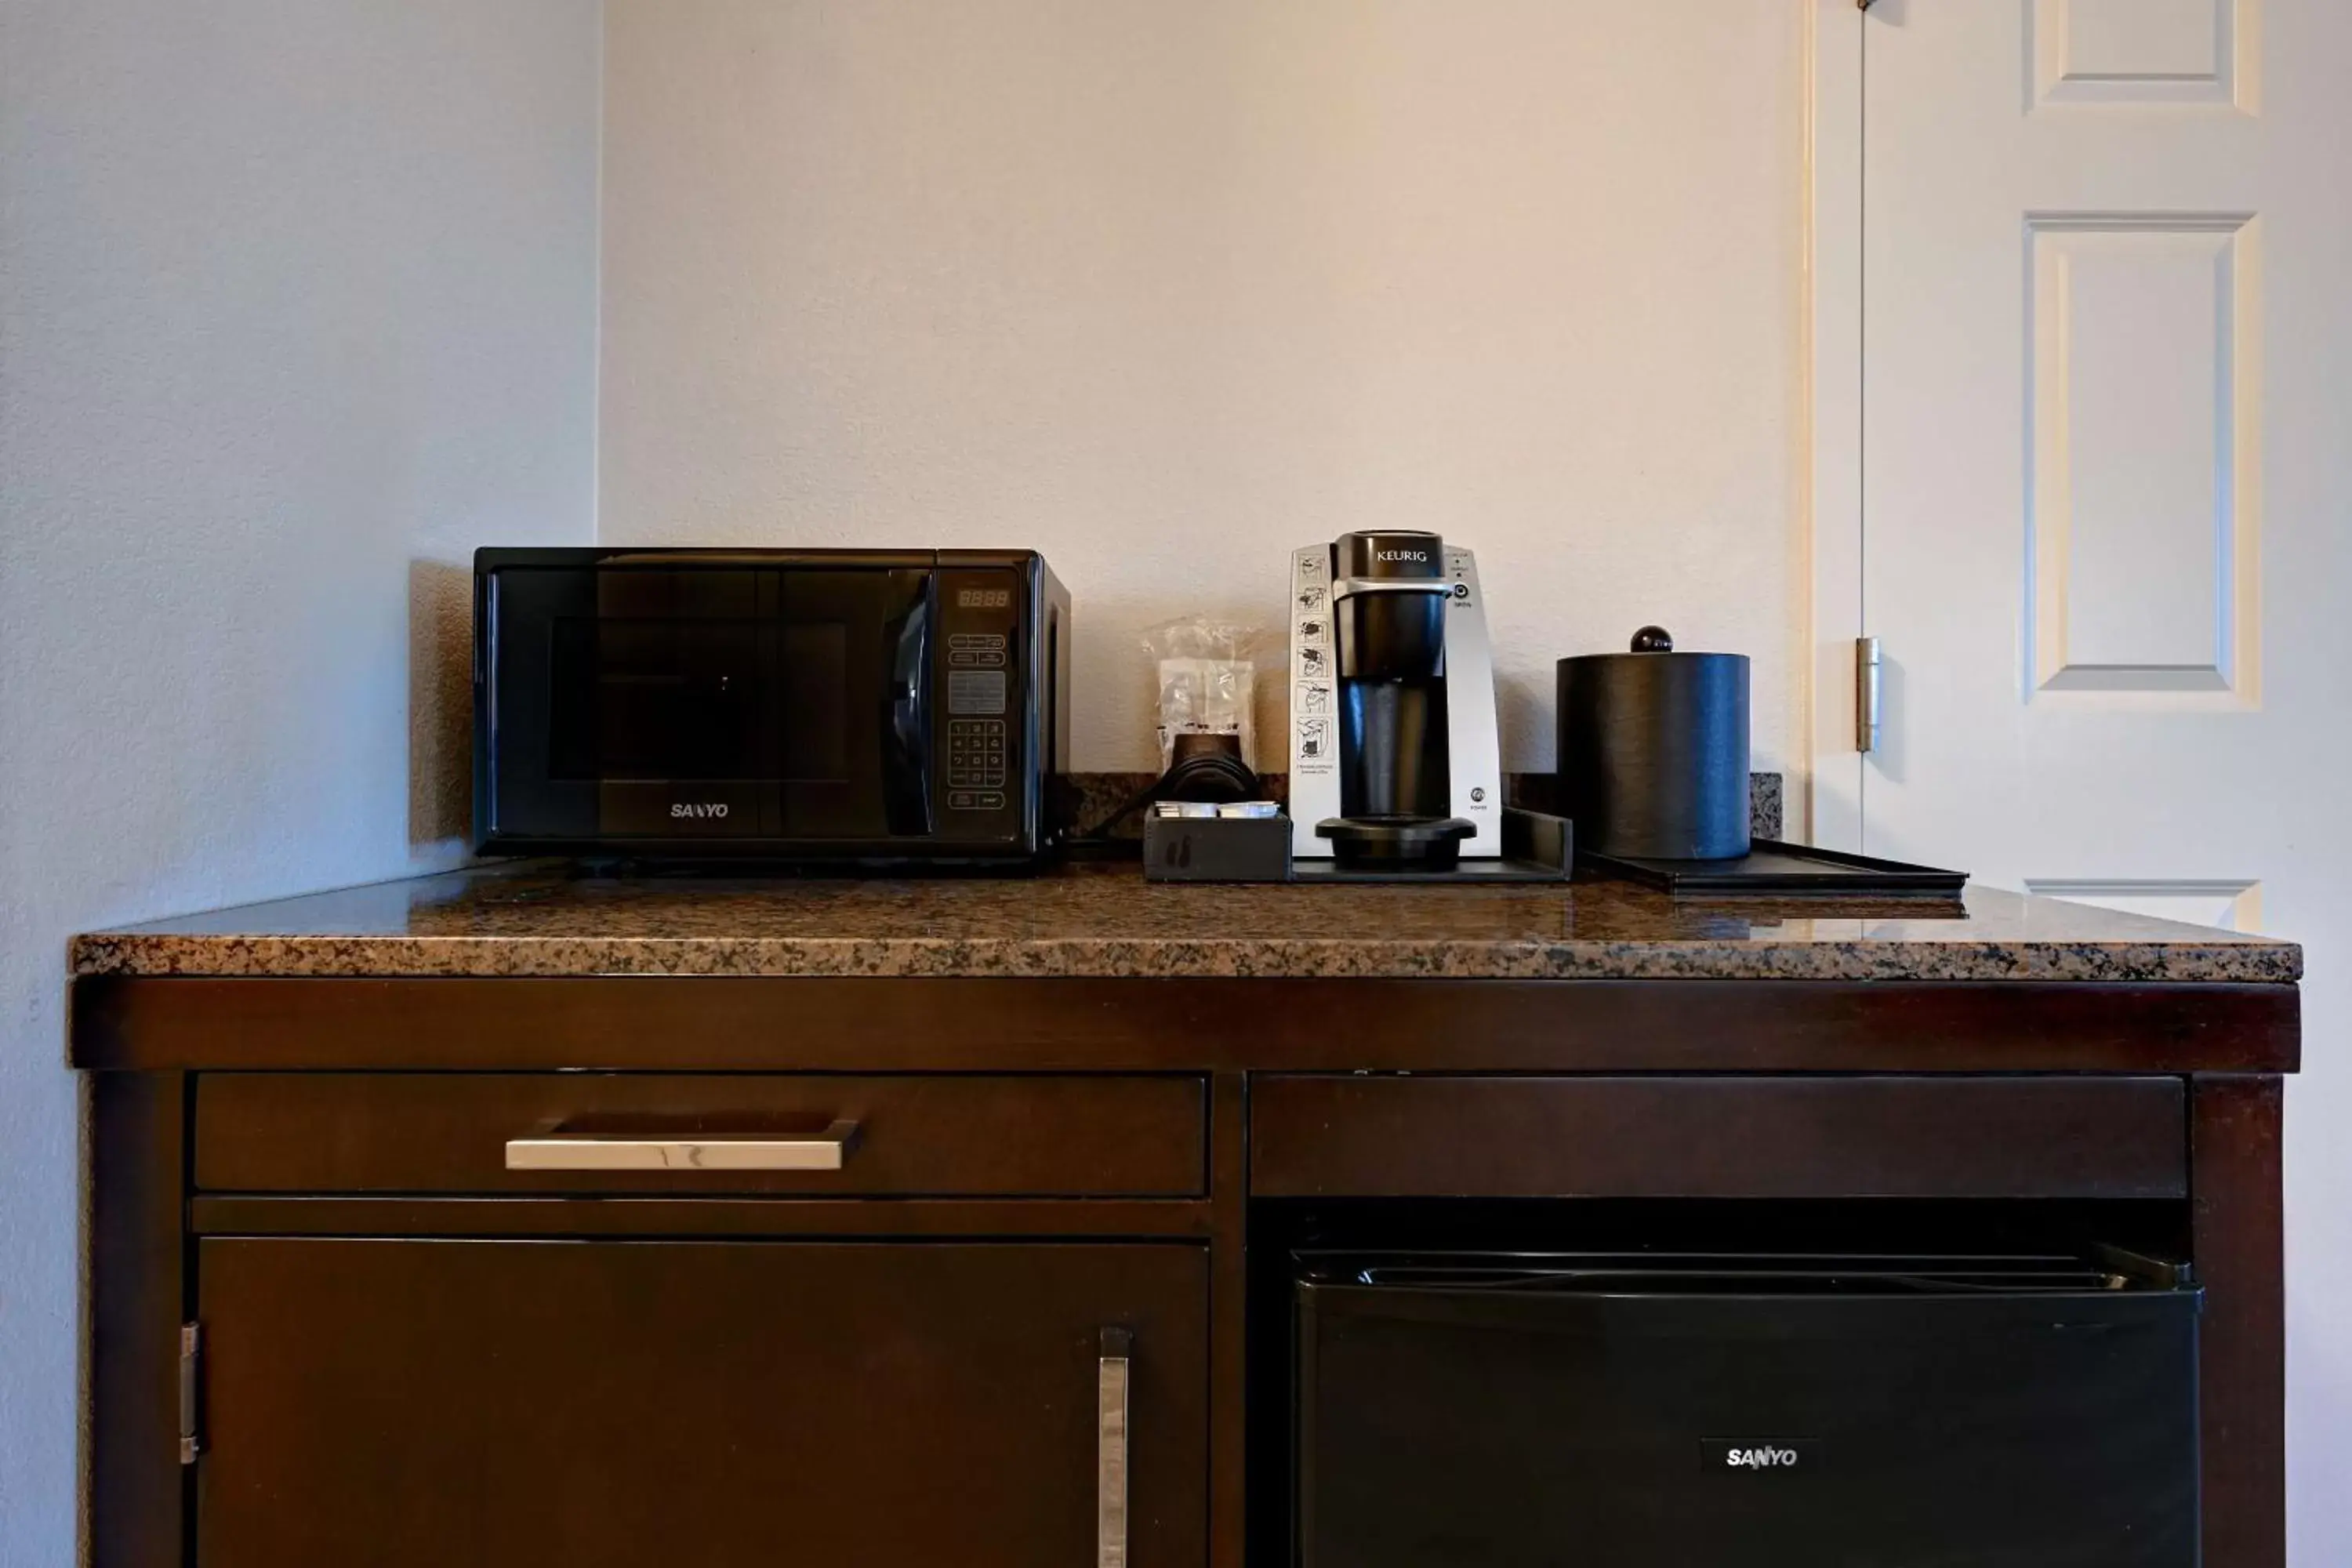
[194,1237,1207,1568]
[79,974,2296,1568]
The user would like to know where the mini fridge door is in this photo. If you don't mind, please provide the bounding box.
[1295,1254,2201,1568]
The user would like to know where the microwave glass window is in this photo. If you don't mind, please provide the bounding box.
[550,617,761,781]
[547,615,852,783]
[782,621,848,782]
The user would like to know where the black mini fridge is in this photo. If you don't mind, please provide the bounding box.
[1294,1252,2201,1568]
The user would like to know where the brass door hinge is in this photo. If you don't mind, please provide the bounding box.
[177,1323,201,1465]
[1856,637,1883,753]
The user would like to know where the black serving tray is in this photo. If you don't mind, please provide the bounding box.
[1577,838,1966,897]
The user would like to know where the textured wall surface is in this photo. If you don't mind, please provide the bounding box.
[601,0,1805,775]
[0,3,600,1557]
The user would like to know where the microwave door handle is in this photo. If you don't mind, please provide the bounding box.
[883,590,934,836]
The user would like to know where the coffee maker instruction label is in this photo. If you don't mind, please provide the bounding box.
[1291,547,1336,777]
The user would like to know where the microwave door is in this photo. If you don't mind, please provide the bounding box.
[771,570,928,843]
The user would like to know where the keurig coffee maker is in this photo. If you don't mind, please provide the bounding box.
[1288,531,1503,869]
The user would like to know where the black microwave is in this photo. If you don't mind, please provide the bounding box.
[473,547,1069,864]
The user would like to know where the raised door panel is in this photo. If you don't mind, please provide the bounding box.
[2032,0,2247,107]
[195,1238,1207,1568]
[2027,215,2256,700]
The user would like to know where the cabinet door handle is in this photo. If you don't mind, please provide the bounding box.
[503,1120,860,1171]
[1098,1327,1131,1568]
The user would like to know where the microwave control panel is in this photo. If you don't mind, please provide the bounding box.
[937,568,1025,820]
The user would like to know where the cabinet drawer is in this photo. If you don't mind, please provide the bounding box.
[1250,1075,2187,1199]
[198,1073,1207,1196]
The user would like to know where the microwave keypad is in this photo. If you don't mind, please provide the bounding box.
[949,633,1008,668]
[948,719,1007,810]
[937,575,1019,816]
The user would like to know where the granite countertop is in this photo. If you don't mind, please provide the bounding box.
[69,860,2300,984]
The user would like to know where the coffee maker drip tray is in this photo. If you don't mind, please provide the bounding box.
[1287,808,1570,884]
[1315,816,1475,872]
[1145,806,1572,884]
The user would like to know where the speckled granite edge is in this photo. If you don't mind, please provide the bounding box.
[68,932,2299,984]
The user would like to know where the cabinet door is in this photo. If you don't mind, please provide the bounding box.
[195,1238,1206,1568]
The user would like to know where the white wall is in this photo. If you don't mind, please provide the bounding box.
[601,0,1805,775]
[0,2,601,1559]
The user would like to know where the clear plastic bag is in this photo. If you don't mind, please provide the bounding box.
[1142,617,1268,770]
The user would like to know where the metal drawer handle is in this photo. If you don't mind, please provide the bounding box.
[503,1120,860,1171]
[1098,1327,1131,1568]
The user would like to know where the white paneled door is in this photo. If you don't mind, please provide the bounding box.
[1857,2,2352,1563]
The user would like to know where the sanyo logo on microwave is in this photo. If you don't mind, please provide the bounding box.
[1703,1438,1817,1474]
[670,802,730,819]
[1725,1446,1799,1470]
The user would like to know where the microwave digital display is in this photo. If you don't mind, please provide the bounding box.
[957,587,1011,609]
